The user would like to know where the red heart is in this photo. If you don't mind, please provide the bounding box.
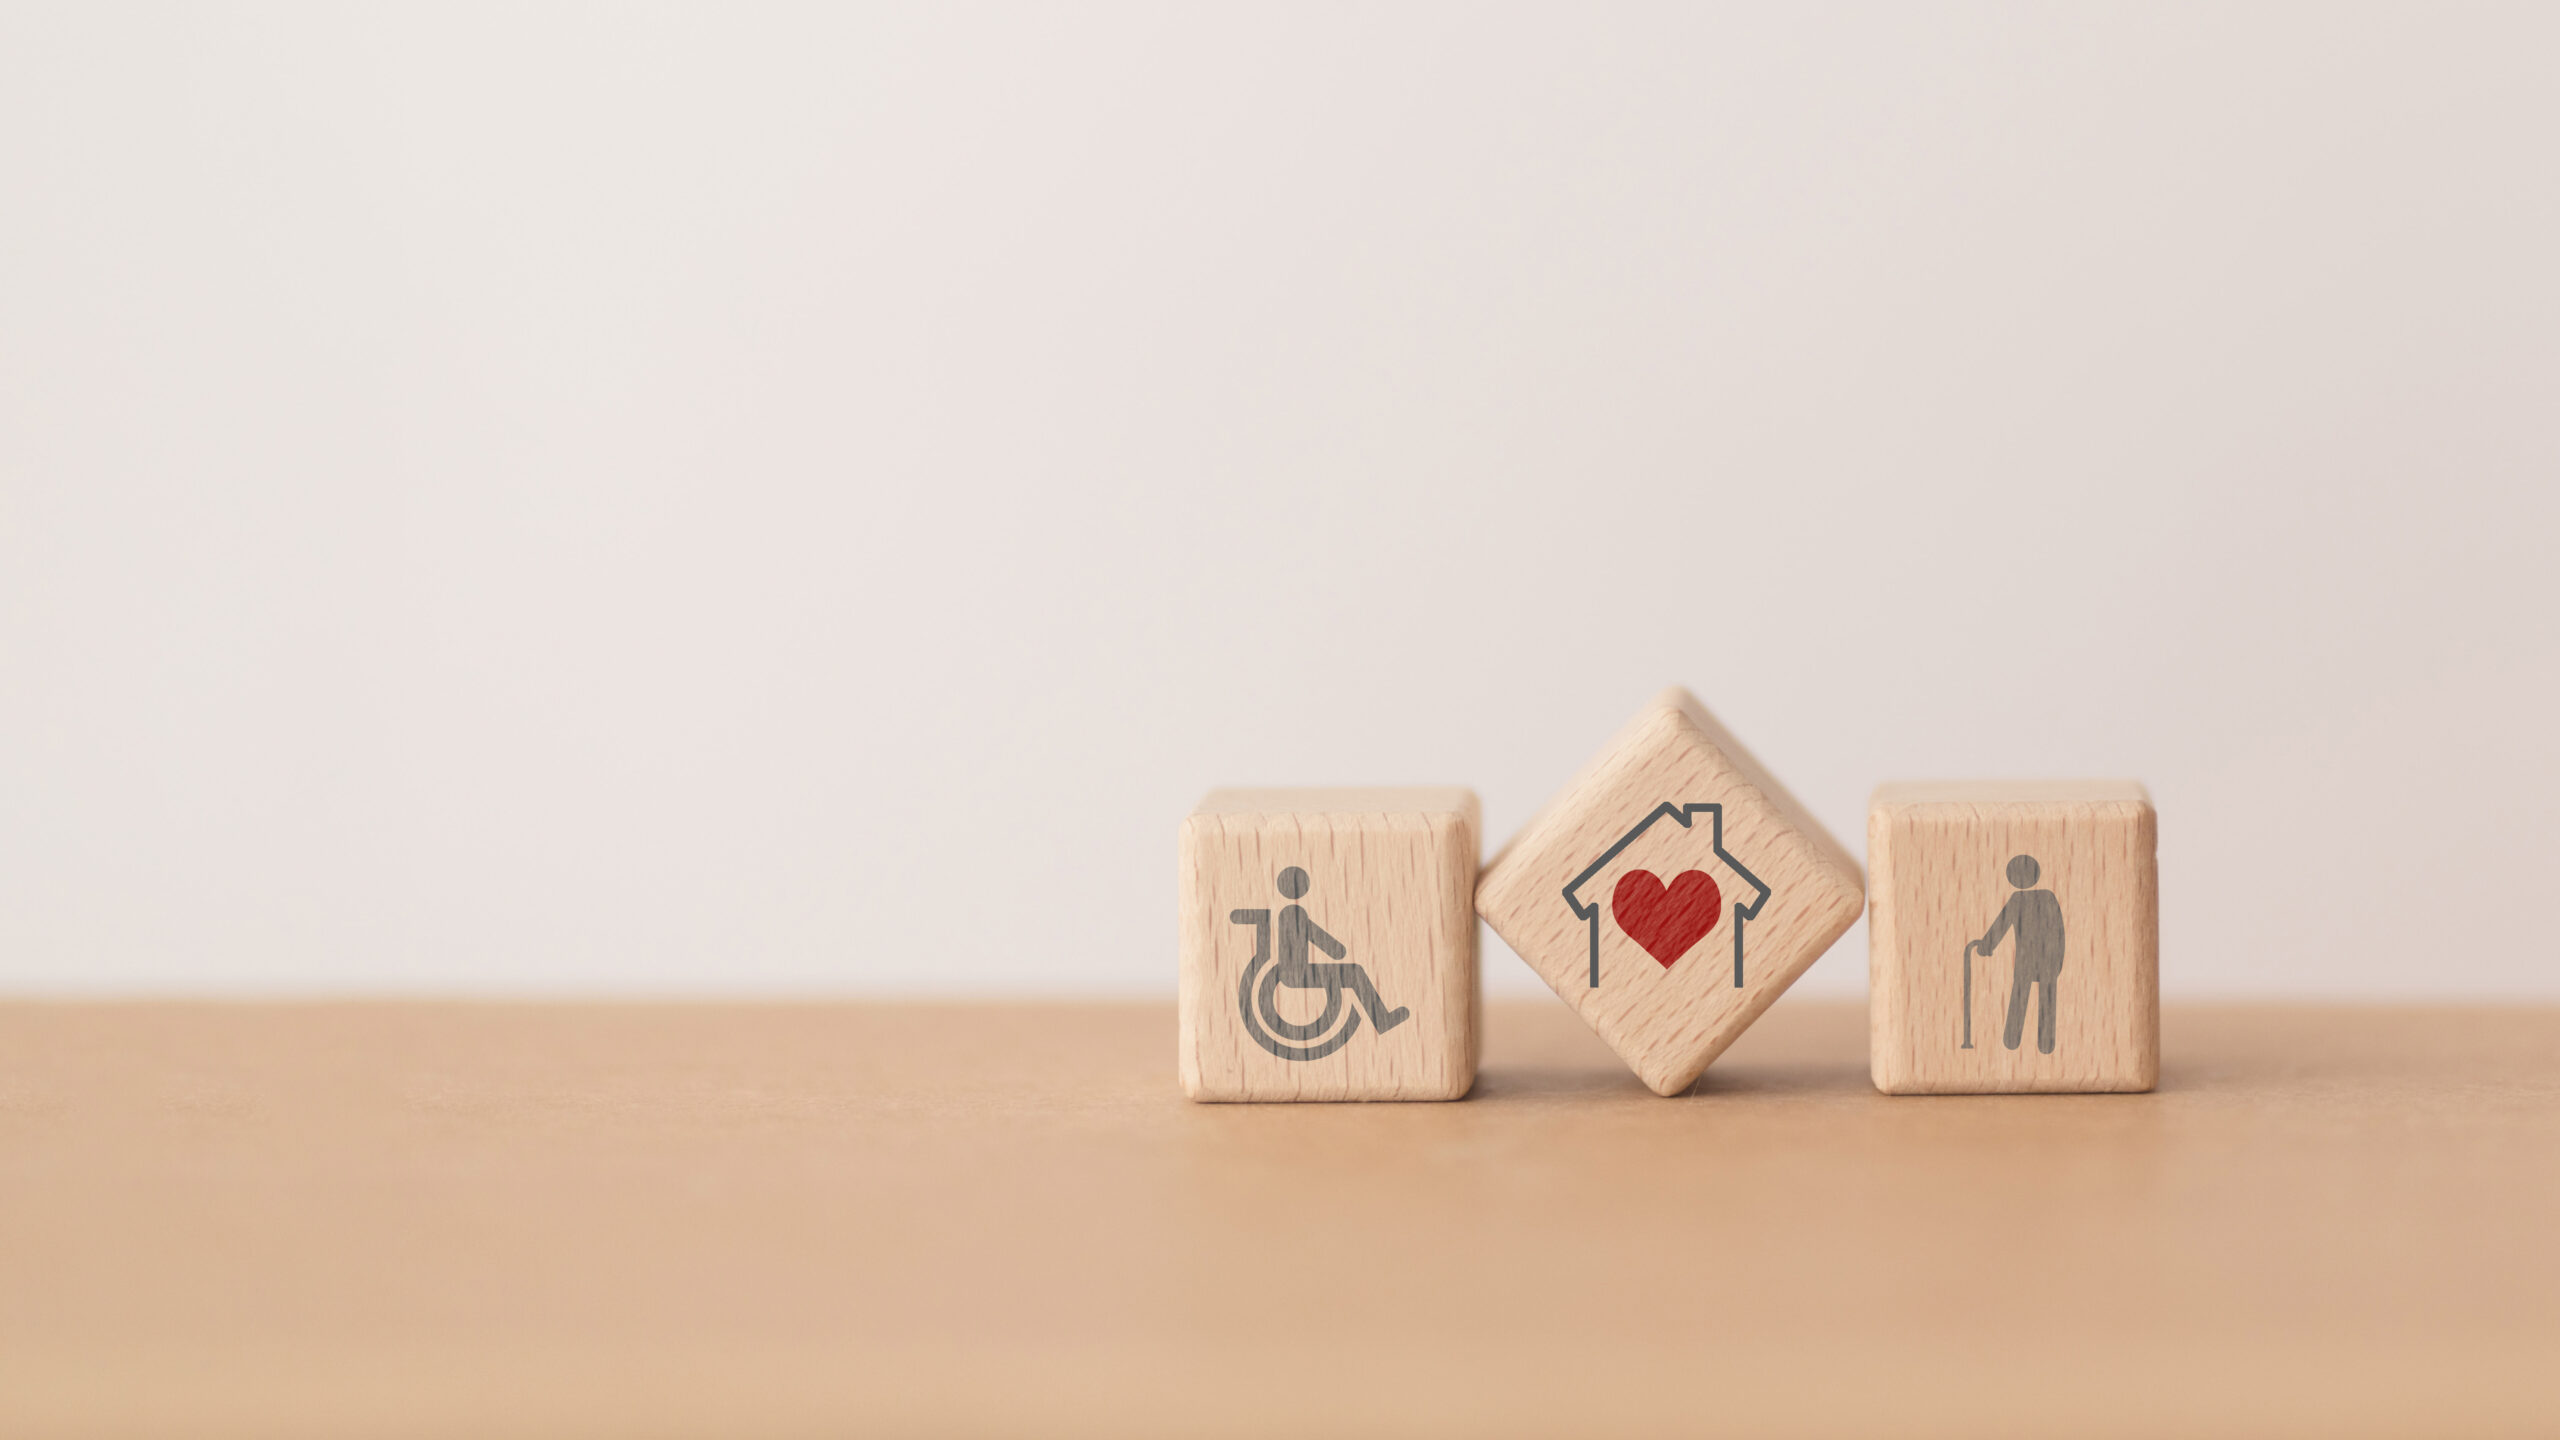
[1611,869,1723,968]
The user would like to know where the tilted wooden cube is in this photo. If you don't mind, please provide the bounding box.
[1868,781,2158,1094]
[1476,688,1864,1096]
[1178,788,1478,1102]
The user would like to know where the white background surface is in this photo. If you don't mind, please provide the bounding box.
[3,4,2554,998]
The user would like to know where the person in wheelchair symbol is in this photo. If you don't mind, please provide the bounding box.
[1231,866,1410,1062]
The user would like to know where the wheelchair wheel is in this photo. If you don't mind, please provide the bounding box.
[1238,950,1364,1062]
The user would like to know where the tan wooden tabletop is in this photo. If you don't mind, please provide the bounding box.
[3,1000,2556,1438]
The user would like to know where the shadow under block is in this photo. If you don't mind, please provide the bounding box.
[1475,688,1864,1096]
[1179,787,1479,1101]
[1868,780,2159,1094]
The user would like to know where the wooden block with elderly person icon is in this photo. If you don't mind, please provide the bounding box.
[1867,781,2159,1094]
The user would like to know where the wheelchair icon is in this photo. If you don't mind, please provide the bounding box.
[1232,866,1410,1062]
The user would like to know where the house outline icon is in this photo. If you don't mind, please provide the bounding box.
[1562,803,1773,990]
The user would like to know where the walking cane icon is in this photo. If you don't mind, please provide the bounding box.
[1960,940,1977,1049]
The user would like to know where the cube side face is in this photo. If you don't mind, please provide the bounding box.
[1869,791,2158,1094]
[1178,794,1478,1102]
[1477,696,1864,1096]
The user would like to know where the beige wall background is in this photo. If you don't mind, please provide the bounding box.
[2,4,2553,998]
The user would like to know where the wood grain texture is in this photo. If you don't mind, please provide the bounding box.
[3,1001,2557,1439]
[1178,787,1477,1100]
[1476,687,1863,1095]
[1870,780,2159,1093]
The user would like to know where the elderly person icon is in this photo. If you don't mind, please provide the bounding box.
[1974,854,2066,1054]
[1271,867,1410,1035]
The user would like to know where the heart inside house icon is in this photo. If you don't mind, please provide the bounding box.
[1562,803,1773,989]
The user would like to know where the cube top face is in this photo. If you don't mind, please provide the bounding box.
[1178,787,1479,1102]
[1868,781,2159,1094]
[1476,689,1865,1096]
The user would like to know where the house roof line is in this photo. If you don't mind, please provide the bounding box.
[1561,802,1773,920]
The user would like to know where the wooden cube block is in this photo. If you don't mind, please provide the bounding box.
[1178,788,1479,1102]
[1868,781,2158,1094]
[1475,688,1864,1096]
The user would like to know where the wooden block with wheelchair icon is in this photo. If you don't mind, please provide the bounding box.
[1179,788,1478,1102]
[1867,781,2159,1094]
